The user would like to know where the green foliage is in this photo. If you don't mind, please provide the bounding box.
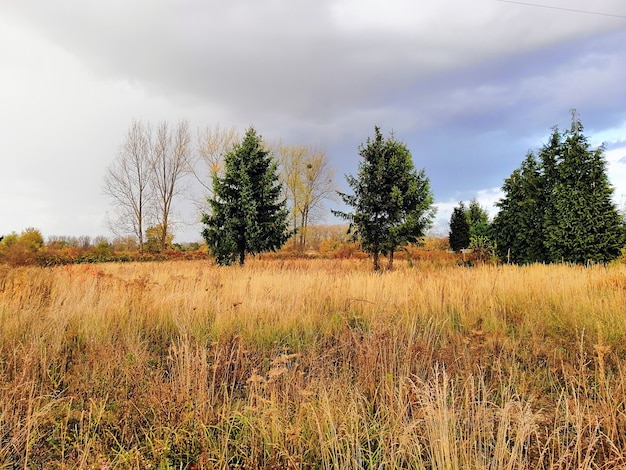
[467,198,490,239]
[494,112,625,264]
[448,202,470,252]
[492,152,547,264]
[201,127,292,266]
[449,200,491,253]
[333,126,435,270]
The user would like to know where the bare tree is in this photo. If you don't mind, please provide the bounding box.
[151,120,192,251]
[103,119,153,253]
[189,125,239,203]
[277,144,336,251]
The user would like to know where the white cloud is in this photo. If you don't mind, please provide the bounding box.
[2,1,626,241]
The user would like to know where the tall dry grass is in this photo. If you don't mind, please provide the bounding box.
[1,259,626,468]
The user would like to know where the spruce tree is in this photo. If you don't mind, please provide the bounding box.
[543,114,624,263]
[201,127,292,266]
[494,112,624,264]
[333,127,435,271]
[449,202,470,252]
[467,198,490,240]
[492,152,546,264]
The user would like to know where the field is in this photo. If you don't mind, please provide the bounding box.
[1,259,626,469]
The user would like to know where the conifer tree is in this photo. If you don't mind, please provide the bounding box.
[494,112,624,264]
[334,127,435,271]
[201,127,291,266]
[448,202,470,252]
[467,198,491,240]
[492,152,546,263]
[543,114,624,263]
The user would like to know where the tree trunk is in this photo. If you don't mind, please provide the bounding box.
[373,251,380,271]
[387,250,394,270]
[238,250,245,266]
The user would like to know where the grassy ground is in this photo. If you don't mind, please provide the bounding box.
[1,259,626,468]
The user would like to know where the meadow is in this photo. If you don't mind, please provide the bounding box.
[1,259,626,469]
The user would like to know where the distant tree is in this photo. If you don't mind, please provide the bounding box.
[190,124,239,207]
[334,126,435,271]
[201,127,292,266]
[0,228,44,266]
[151,120,192,251]
[467,198,490,239]
[103,119,153,254]
[277,144,336,251]
[448,201,470,252]
[145,224,174,253]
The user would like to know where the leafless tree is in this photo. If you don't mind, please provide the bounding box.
[188,125,239,208]
[151,120,192,251]
[103,119,153,253]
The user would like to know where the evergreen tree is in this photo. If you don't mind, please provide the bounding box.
[494,112,624,264]
[201,127,292,266]
[448,202,470,252]
[467,198,491,239]
[543,114,624,263]
[492,152,546,263]
[333,127,435,271]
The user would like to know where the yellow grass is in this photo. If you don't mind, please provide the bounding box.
[1,259,626,468]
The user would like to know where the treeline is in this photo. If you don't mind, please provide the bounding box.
[3,112,625,269]
[0,225,455,268]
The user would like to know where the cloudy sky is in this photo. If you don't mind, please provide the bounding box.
[2,0,626,241]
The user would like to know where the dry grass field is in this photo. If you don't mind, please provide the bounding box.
[1,259,626,468]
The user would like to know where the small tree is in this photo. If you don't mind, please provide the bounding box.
[201,127,292,266]
[277,144,336,251]
[448,201,470,252]
[467,198,490,239]
[334,127,435,271]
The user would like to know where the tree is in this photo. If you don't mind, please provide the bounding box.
[145,224,174,253]
[334,126,435,271]
[467,198,490,239]
[105,119,193,253]
[492,152,547,264]
[543,113,624,263]
[151,120,192,251]
[103,119,153,254]
[449,201,470,252]
[493,112,624,264]
[201,127,292,266]
[190,125,239,206]
[277,144,336,251]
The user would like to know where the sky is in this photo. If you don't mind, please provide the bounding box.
[1,0,626,242]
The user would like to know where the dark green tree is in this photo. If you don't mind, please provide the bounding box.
[201,127,292,266]
[333,127,435,271]
[543,114,624,263]
[494,112,624,264]
[492,152,547,264]
[448,202,470,252]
